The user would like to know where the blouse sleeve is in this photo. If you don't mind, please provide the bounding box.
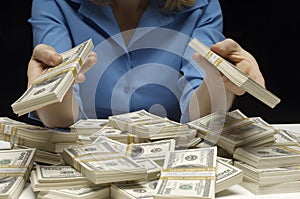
[27,0,86,123]
[178,0,225,123]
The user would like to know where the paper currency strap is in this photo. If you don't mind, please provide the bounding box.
[127,134,136,144]
[162,167,216,172]
[0,166,28,179]
[280,146,300,154]
[159,176,215,180]
[0,165,27,169]
[205,50,223,67]
[32,58,82,85]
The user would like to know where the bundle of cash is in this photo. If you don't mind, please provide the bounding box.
[89,126,139,144]
[92,136,176,166]
[13,144,64,166]
[234,161,300,186]
[111,180,159,199]
[0,148,36,199]
[188,110,275,155]
[0,117,28,142]
[0,148,36,181]
[108,109,165,132]
[0,176,25,199]
[268,129,299,146]
[135,159,162,181]
[188,38,281,108]
[30,165,100,192]
[37,186,110,199]
[69,119,109,136]
[239,178,300,195]
[130,118,194,141]
[11,39,94,116]
[153,147,217,199]
[62,141,147,184]
[233,145,300,169]
[215,158,243,193]
[8,125,79,153]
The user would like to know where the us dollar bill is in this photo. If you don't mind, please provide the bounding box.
[154,147,217,199]
[11,39,94,116]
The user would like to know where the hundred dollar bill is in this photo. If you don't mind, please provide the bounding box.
[0,148,36,180]
[35,165,86,182]
[111,180,158,199]
[93,136,175,166]
[11,39,94,116]
[216,158,243,193]
[154,147,217,199]
[0,176,25,199]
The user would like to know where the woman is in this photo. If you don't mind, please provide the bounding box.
[27,0,265,128]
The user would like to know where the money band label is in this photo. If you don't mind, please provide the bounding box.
[33,65,79,85]
[281,146,300,154]
[32,58,82,85]
[159,176,215,180]
[205,51,223,67]
[162,167,216,172]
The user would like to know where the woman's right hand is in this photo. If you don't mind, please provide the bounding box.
[27,44,62,88]
[27,44,97,87]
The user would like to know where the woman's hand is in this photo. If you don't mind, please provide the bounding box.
[27,44,97,87]
[193,38,265,96]
[211,38,265,95]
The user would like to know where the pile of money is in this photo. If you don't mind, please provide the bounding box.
[188,38,281,108]
[8,109,300,197]
[11,39,94,116]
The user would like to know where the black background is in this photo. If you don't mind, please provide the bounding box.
[1,1,299,125]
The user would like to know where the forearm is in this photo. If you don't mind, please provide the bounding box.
[36,88,79,128]
[188,77,235,121]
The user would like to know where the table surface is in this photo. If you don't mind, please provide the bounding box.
[18,124,300,199]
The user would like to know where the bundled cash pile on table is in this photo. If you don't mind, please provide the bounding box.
[2,108,300,198]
